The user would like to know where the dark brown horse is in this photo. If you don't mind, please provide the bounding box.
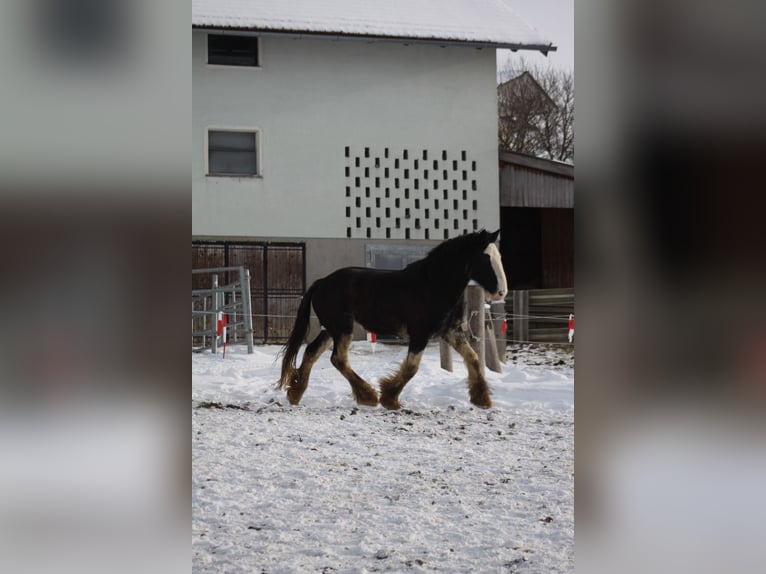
[277,229,507,409]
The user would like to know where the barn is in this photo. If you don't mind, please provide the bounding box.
[499,149,574,289]
[192,0,554,341]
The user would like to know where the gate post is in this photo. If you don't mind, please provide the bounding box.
[211,274,219,354]
[201,296,208,349]
[240,267,255,354]
[229,288,237,344]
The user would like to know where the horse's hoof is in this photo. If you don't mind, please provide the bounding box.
[469,391,492,409]
[286,389,303,406]
[471,398,492,409]
[357,396,379,407]
[380,397,401,410]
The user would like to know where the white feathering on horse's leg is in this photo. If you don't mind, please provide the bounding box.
[444,330,492,409]
[379,350,423,410]
[330,333,379,406]
[286,330,332,405]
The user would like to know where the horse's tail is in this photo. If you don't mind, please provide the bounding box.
[277,280,320,390]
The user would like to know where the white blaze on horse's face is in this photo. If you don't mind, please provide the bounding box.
[485,243,508,302]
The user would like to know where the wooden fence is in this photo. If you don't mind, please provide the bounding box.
[508,287,574,343]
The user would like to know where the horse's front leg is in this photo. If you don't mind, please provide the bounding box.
[443,326,492,409]
[379,340,426,410]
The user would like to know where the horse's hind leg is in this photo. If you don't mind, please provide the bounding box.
[444,328,492,408]
[330,333,379,406]
[286,330,332,405]
[379,340,426,410]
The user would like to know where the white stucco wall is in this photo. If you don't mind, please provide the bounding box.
[192,32,500,239]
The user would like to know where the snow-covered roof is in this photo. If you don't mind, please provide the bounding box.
[192,0,555,53]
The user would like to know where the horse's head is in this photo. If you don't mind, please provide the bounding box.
[469,229,508,302]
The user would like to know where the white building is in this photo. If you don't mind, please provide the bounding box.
[192,0,553,341]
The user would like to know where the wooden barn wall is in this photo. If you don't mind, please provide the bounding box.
[500,206,542,289]
[541,208,574,288]
[500,206,574,289]
[500,165,574,209]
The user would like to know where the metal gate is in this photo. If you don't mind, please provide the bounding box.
[192,241,305,343]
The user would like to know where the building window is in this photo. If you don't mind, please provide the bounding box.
[207,129,258,176]
[207,34,259,67]
[365,245,432,270]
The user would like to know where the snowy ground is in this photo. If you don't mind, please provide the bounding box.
[192,342,574,573]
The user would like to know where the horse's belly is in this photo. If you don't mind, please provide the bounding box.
[354,312,406,337]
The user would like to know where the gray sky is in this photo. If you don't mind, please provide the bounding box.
[497,0,574,73]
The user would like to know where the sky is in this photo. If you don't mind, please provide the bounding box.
[497,0,574,74]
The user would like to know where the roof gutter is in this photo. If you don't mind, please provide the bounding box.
[192,26,556,55]
[499,149,574,177]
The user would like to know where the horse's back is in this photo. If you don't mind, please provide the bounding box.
[311,266,416,336]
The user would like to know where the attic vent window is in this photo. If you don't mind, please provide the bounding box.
[207,35,259,67]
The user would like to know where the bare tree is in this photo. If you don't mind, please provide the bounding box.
[498,59,574,163]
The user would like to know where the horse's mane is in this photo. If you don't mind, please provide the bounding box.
[423,232,482,263]
[405,232,483,283]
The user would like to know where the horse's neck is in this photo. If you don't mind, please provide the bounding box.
[423,253,472,307]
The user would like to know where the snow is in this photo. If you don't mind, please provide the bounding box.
[192,0,553,51]
[193,341,573,572]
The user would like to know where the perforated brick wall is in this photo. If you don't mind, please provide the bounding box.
[344,146,480,240]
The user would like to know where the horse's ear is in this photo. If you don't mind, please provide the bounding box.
[488,229,500,243]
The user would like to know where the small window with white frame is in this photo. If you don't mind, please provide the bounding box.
[207,129,259,177]
[207,34,260,67]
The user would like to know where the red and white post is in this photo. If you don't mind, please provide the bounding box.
[218,312,228,357]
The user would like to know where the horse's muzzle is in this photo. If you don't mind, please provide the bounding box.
[487,290,506,302]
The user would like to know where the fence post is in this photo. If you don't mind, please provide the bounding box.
[466,285,486,377]
[512,289,529,343]
[484,322,502,373]
[231,288,238,344]
[490,301,507,363]
[240,267,255,354]
[439,339,453,372]
[201,296,208,349]
[211,274,219,354]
